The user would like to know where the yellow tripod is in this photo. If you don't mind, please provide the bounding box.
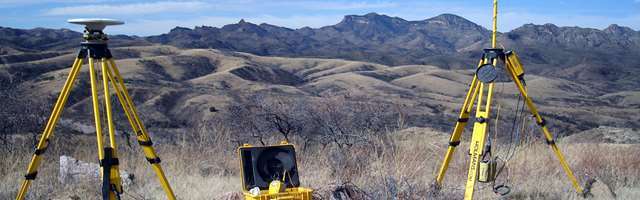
[433,1,583,199]
[15,19,176,200]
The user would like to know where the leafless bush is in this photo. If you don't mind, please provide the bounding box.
[0,88,51,148]
[301,97,399,149]
[220,94,401,149]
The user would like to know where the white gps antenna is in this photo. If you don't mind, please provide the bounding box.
[68,18,124,43]
[68,18,124,31]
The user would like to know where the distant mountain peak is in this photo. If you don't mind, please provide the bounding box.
[340,12,405,24]
[218,19,268,36]
[333,13,410,35]
[424,13,484,31]
[428,14,470,23]
[169,26,192,33]
[604,24,636,35]
[364,12,383,17]
[431,13,466,20]
[223,19,259,28]
[607,24,622,29]
[515,23,559,32]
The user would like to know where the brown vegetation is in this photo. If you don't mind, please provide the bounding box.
[1,44,638,200]
[1,125,638,199]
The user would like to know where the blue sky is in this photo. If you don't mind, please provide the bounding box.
[1,0,639,36]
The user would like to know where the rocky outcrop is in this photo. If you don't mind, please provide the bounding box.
[59,155,134,186]
[583,178,617,199]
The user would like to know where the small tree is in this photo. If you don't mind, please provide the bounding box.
[225,96,269,146]
[255,95,309,142]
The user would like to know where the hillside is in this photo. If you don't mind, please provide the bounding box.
[145,13,640,91]
[3,13,639,93]
[1,45,637,141]
[1,13,638,172]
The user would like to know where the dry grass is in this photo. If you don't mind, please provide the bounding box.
[1,127,639,200]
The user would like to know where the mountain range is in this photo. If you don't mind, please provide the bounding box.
[1,13,639,138]
[3,13,640,90]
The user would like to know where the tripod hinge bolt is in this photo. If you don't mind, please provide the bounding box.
[138,140,153,146]
[536,118,547,126]
[34,147,48,155]
[99,158,120,167]
[25,172,38,180]
[476,117,487,123]
[146,157,162,164]
[546,139,555,145]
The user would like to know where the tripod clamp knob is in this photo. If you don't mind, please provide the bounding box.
[483,48,505,61]
[83,30,109,41]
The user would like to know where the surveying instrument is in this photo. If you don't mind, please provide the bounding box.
[433,1,584,199]
[15,19,177,200]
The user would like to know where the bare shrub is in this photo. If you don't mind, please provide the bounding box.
[0,88,51,148]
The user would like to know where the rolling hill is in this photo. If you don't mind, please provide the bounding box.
[1,44,638,142]
[1,13,638,141]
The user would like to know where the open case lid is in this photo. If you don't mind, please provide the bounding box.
[238,144,301,191]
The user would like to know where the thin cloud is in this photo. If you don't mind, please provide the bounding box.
[44,1,209,16]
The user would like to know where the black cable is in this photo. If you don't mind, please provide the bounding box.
[491,87,527,197]
[491,157,511,196]
[504,95,524,162]
[512,99,526,156]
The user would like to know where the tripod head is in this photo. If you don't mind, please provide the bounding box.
[68,18,124,43]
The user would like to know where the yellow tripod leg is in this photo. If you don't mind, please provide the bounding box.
[104,64,138,141]
[16,58,83,200]
[101,58,123,199]
[463,56,497,200]
[505,52,583,194]
[88,57,106,159]
[88,57,112,199]
[107,59,177,200]
[435,60,483,186]
[463,80,495,200]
